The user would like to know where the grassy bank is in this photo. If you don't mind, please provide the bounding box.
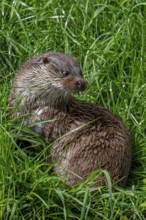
[0,0,146,219]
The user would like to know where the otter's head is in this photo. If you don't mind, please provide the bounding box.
[10,52,86,113]
[34,52,87,93]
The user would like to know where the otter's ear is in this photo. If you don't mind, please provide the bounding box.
[37,56,50,64]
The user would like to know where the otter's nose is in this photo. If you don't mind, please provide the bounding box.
[76,79,87,91]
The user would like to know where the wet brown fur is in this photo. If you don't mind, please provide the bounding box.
[9,52,131,187]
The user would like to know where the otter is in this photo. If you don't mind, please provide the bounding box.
[9,52,131,187]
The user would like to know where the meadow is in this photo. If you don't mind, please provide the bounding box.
[0,0,146,219]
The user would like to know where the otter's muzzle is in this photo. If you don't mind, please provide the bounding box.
[76,79,87,91]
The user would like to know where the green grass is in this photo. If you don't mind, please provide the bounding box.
[0,0,146,219]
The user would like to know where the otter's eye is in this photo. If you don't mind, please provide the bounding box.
[62,71,70,77]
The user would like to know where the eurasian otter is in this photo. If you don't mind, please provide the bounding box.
[9,52,131,187]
